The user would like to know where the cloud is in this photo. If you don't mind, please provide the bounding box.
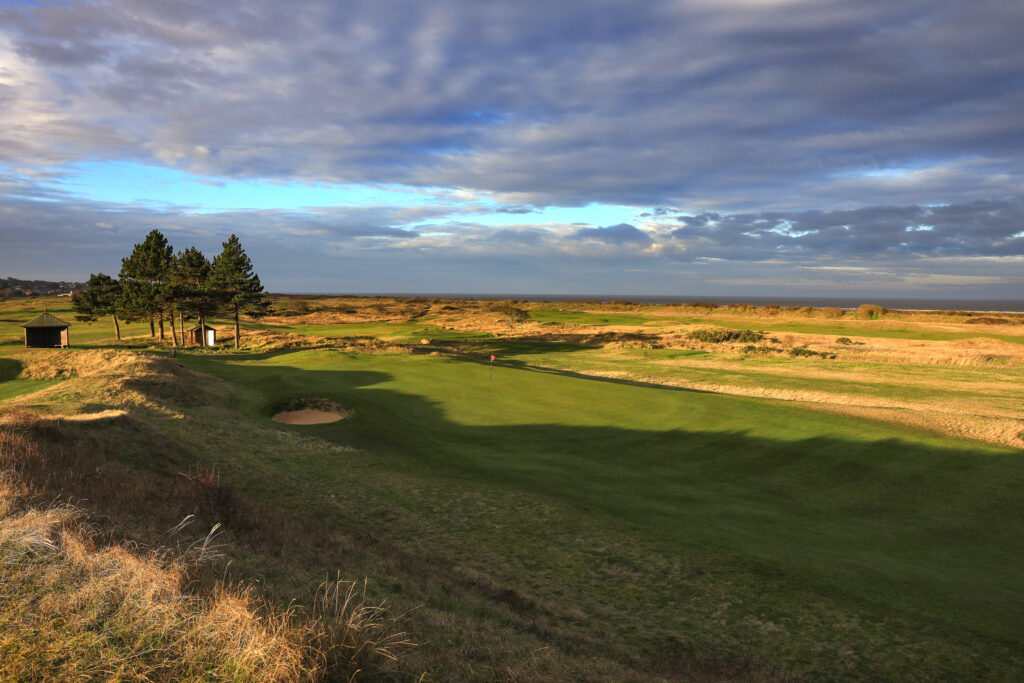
[2,182,1022,297]
[2,1,1024,297]
[573,223,652,245]
[0,1,1022,208]
[663,199,1024,260]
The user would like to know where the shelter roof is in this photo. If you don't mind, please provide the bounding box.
[22,312,71,328]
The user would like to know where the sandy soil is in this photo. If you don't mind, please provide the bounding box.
[272,408,351,424]
[59,409,128,422]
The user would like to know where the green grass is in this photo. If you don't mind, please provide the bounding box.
[286,321,492,342]
[529,307,676,326]
[175,348,1024,678]
[0,298,165,345]
[0,357,61,400]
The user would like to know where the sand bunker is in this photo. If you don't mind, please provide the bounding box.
[272,399,352,425]
[272,408,350,424]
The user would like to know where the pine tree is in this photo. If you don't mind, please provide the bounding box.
[71,273,123,341]
[210,235,270,350]
[172,247,221,346]
[119,230,174,340]
[117,278,155,333]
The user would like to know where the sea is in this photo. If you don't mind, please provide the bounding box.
[304,293,1024,313]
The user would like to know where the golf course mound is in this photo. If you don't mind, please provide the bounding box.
[272,398,352,424]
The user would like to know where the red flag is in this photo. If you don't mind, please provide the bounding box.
[490,354,496,361]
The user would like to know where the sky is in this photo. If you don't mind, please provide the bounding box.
[1,0,1023,298]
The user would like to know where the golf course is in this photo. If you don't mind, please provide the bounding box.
[2,294,1023,679]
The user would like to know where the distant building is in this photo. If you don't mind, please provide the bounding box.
[188,324,217,347]
[22,312,70,348]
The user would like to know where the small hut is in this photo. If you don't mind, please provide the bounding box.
[22,311,71,348]
[188,324,217,347]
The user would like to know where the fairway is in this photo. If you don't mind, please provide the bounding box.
[180,348,1024,678]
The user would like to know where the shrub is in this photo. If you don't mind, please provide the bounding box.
[857,304,884,320]
[742,345,778,354]
[688,301,719,309]
[820,307,845,319]
[498,300,530,329]
[788,346,837,359]
[688,328,763,343]
[836,337,853,345]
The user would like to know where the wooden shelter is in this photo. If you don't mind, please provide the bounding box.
[22,311,70,348]
[188,324,217,347]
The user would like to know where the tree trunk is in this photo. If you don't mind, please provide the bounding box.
[178,311,185,345]
[199,313,206,347]
[234,305,240,350]
[159,312,165,341]
[169,311,178,347]
[112,314,121,341]
[149,317,155,337]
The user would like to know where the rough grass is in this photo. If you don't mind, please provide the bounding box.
[0,397,411,680]
[0,507,310,680]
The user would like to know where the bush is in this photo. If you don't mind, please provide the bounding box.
[836,337,853,345]
[857,304,884,320]
[742,345,778,354]
[688,301,719,309]
[498,300,530,329]
[964,317,1009,325]
[821,308,845,319]
[788,346,837,359]
[688,328,763,343]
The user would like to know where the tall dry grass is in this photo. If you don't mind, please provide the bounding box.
[0,412,413,680]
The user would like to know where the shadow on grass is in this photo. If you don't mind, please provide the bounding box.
[176,357,1024,660]
[0,357,23,382]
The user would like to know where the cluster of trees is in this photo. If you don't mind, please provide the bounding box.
[72,230,269,349]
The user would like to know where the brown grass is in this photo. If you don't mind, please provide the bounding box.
[0,409,413,680]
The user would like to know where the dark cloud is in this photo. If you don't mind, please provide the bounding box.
[490,229,546,244]
[573,223,652,245]
[494,206,536,215]
[664,199,1024,260]
[0,1,1022,207]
